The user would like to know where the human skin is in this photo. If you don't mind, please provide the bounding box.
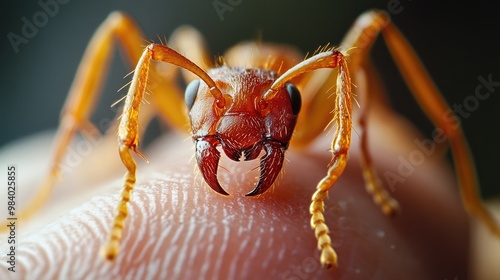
[0,104,470,279]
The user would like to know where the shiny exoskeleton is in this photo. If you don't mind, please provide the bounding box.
[6,9,498,270]
[185,67,302,196]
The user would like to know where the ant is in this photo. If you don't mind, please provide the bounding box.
[3,10,499,268]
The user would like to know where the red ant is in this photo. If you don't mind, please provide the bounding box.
[4,10,499,268]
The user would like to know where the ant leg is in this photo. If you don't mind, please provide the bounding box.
[102,42,222,260]
[269,51,353,268]
[347,10,500,236]
[308,55,353,268]
[355,59,400,215]
[338,12,402,216]
[0,12,156,231]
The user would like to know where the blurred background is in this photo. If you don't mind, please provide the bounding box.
[0,0,498,197]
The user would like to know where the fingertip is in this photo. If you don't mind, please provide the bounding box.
[1,131,470,279]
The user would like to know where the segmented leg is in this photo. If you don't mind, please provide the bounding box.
[101,42,151,260]
[102,42,223,260]
[355,60,400,216]
[309,157,347,268]
[309,55,352,268]
[0,12,152,231]
[268,51,353,268]
[0,10,214,258]
[289,15,399,216]
[339,11,401,216]
[353,10,500,236]
[293,9,500,268]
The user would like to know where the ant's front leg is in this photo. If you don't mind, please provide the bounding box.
[0,12,152,231]
[102,42,224,260]
[266,50,353,268]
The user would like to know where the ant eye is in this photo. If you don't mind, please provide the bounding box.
[184,79,200,111]
[286,83,301,115]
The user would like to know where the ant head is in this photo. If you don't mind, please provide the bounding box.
[184,66,301,196]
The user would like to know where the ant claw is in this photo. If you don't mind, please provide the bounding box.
[246,141,284,196]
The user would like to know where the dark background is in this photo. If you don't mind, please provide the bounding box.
[0,1,498,197]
